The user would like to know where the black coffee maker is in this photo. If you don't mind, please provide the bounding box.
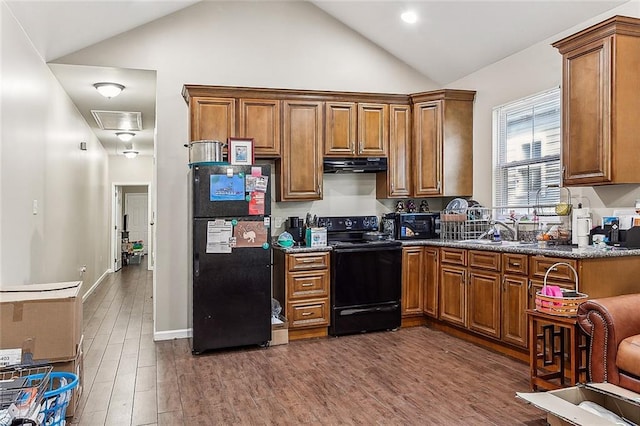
[286,217,305,246]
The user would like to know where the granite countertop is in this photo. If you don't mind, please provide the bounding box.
[271,238,640,259]
[272,243,332,254]
[402,239,640,259]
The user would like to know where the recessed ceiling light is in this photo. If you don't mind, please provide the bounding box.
[401,10,418,24]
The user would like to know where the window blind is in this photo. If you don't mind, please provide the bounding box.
[493,88,561,211]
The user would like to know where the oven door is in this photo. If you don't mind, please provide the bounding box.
[329,245,402,335]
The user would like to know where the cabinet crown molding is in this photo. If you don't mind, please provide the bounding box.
[552,15,640,53]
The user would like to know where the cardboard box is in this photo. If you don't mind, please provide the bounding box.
[305,227,327,247]
[51,337,84,418]
[518,383,640,425]
[271,316,288,346]
[0,281,82,362]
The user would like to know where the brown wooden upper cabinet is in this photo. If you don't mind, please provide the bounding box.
[238,99,281,157]
[552,16,640,186]
[411,90,476,197]
[276,100,324,201]
[376,104,412,198]
[325,102,388,157]
[188,96,236,143]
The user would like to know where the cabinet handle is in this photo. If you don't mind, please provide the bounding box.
[437,180,441,191]
[317,183,322,198]
[359,141,363,154]
[391,182,394,192]
[301,282,314,287]
[510,262,520,267]
[301,259,318,263]
[301,312,312,316]
[351,142,355,154]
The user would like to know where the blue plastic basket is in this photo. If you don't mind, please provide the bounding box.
[36,372,78,426]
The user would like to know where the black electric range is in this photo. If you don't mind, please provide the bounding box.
[316,215,402,336]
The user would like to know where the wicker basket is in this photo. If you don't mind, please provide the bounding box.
[535,262,588,317]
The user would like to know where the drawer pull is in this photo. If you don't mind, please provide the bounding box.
[301,312,312,316]
[302,259,318,263]
[301,283,314,287]
[510,262,521,267]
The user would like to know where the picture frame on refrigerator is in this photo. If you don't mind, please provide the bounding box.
[228,138,254,165]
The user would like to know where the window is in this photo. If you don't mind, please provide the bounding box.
[493,88,561,214]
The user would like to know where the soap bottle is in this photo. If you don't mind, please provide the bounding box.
[493,227,501,242]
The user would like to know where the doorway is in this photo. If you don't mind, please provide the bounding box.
[112,183,153,272]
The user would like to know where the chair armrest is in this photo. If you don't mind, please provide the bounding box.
[577,293,640,384]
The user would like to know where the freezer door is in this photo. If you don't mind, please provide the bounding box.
[191,164,271,218]
[191,218,272,353]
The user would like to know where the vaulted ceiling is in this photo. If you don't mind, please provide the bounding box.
[5,0,629,156]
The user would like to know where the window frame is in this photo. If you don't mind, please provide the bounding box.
[492,87,562,215]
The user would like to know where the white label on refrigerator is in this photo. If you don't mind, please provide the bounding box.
[206,220,233,253]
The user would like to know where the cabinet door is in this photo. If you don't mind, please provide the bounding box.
[277,100,323,201]
[358,103,388,156]
[239,98,280,157]
[501,274,528,348]
[189,97,235,143]
[413,101,442,196]
[467,270,501,339]
[439,265,466,327]
[325,102,356,156]
[423,247,439,318]
[562,38,611,185]
[377,104,411,198]
[401,247,424,317]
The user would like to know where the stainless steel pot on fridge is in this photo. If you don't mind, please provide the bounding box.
[186,140,226,164]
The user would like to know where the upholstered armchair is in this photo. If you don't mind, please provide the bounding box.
[577,293,640,393]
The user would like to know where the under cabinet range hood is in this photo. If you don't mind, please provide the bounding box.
[323,157,388,173]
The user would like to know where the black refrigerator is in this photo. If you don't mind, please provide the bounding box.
[188,163,272,354]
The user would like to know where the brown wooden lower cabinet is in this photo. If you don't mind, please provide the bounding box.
[273,250,330,341]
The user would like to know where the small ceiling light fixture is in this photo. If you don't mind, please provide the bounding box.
[122,149,139,159]
[116,131,135,142]
[401,10,418,24]
[93,82,125,98]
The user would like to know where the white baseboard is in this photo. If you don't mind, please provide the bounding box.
[154,328,191,341]
[82,269,110,303]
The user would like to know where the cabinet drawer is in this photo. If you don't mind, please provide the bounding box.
[288,252,329,271]
[468,250,501,272]
[502,253,528,275]
[530,257,578,283]
[287,270,329,300]
[440,248,467,266]
[288,300,329,328]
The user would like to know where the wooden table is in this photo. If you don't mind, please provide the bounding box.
[527,309,588,391]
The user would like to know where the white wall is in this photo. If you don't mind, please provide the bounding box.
[109,155,153,183]
[55,1,436,336]
[0,2,111,293]
[449,0,640,225]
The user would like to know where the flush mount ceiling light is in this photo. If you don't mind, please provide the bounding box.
[116,131,135,142]
[93,82,125,98]
[122,149,139,159]
[401,10,418,24]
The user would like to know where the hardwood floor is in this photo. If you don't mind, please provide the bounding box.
[71,258,548,425]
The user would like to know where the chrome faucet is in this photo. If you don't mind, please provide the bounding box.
[478,220,517,241]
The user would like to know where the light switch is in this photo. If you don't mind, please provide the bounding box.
[32,200,38,215]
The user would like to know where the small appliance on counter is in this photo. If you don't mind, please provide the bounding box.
[385,212,440,240]
[285,216,305,246]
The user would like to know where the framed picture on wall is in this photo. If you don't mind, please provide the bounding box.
[228,138,254,165]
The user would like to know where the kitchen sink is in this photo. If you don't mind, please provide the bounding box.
[457,239,536,247]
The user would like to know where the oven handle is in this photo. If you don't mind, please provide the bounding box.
[332,245,402,254]
[340,304,400,316]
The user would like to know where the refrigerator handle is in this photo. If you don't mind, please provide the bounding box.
[194,252,200,277]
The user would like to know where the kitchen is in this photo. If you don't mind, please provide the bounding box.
[4,0,640,353]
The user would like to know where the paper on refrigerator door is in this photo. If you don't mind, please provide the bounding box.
[206,220,233,253]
